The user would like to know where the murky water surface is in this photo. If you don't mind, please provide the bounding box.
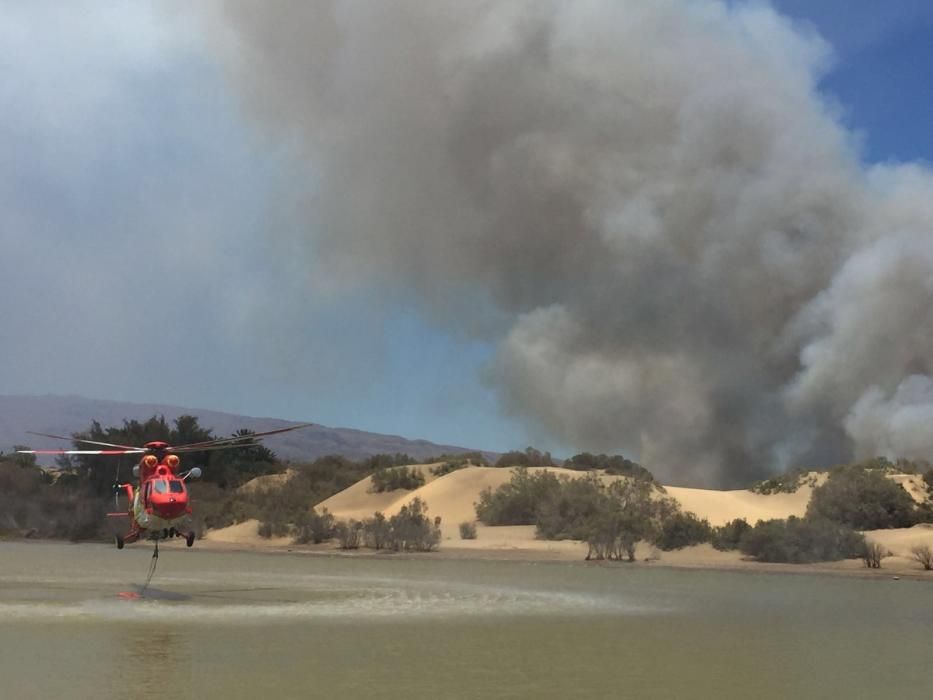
[0,541,929,699]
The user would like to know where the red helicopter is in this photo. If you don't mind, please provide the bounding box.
[18,424,313,549]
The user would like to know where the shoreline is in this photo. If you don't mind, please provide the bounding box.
[202,540,933,582]
[9,535,928,582]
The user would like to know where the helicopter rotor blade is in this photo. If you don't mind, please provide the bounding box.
[167,423,315,451]
[16,448,146,456]
[169,442,274,454]
[26,431,141,451]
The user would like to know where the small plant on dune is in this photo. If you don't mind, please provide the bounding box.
[563,452,657,483]
[860,540,890,569]
[386,497,441,552]
[459,521,477,539]
[370,466,425,493]
[257,511,290,538]
[711,518,751,551]
[807,465,919,530]
[335,520,363,549]
[739,517,865,564]
[654,512,713,551]
[362,512,390,550]
[910,544,933,571]
[494,447,555,468]
[431,460,469,477]
[475,467,562,526]
[749,469,818,495]
[294,507,336,544]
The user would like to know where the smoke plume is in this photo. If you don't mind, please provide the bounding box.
[207,1,933,485]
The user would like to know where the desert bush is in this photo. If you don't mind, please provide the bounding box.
[459,521,477,539]
[584,510,638,562]
[739,517,865,563]
[475,468,562,525]
[370,466,425,493]
[335,520,363,549]
[293,454,377,497]
[385,498,441,552]
[924,469,933,495]
[494,447,555,468]
[750,469,818,495]
[0,457,108,541]
[535,473,608,540]
[362,512,390,550]
[294,507,336,544]
[257,509,291,538]
[431,460,469,477]
[563,453,656,482]
[711,518,752,551]
[476,466,675,560]
[807,466,919,530]
[425,452,488,467]
[583,480,676,562]
[655,512,713,551]
[910,544,933,570]
[861,540,890,569]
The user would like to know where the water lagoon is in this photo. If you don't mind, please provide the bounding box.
[0,541,929,699]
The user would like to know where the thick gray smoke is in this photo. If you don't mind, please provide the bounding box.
[207,0,933,485]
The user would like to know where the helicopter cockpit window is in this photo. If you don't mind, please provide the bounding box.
[153,480,168,494]
[169,480,185,494]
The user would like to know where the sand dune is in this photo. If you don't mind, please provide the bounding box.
[238,469,296,494]
[319,465,823,530]
[319,466,586,534]
[202,519,291,547]
[889,474,929,504]
[315,463,443,520]
[664,483,818,527]
[204,464,933,575]
[863,524,933,558]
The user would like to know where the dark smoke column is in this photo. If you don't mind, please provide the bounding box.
[205,0,933,486]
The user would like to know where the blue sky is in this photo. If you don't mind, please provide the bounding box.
[773,0,933,164]
[2,1,932,457]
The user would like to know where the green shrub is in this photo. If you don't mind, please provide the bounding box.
[363,512,390,550]
[386,498,440,551]
[0,457,108,541]
[494,447,555,468]
[749,469,818,495]
[535,473,608,540]
[655,512,713,551]
[807,466,919,529]
[564,453,656,482]
[738,517,865,563]
[711,518,751,551]
[475,468,562,525]
[431,460,469,477]
[294,507,336,544]
[370,466,425,493]
[335,520,363,549]
[476,467,676,560]
[424,452,488,467]
[459,521,477,539]
[583,480,674,561]
[257,510,290,538]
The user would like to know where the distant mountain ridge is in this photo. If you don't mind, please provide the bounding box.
[0,395,492,464]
